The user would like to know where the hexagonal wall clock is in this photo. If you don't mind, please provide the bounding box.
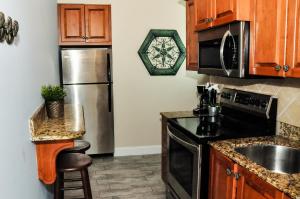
[138,29,186,76]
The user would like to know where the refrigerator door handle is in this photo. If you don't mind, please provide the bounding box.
[108,83,112,112]
[107,53,111,82]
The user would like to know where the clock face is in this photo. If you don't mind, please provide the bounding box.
[147,37,180,69]
[138,29,186,76]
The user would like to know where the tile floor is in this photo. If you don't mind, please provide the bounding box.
[64,154,166,199]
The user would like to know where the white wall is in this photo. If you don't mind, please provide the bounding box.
[0,1,58,199]
[111,0,202,149]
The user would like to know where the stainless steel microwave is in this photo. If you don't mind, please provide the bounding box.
[198,21,250,78]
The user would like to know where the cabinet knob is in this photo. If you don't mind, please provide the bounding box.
[226,168,232,176]
[283,65,289,72]
[208,18,214,23]
[81,36,86,39]
[234,173,241,180]
[204,18,214,23]
[274,65,281,71]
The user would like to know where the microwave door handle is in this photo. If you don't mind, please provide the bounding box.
[167,127,199,150]
[220,30,232,76]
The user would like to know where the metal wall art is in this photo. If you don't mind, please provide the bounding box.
[138,29,186,76]
[0,11,19,44]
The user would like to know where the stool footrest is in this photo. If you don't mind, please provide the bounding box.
[64,177,83,182]
[61,186,83,191]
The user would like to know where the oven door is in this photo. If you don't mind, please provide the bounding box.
[167,124,202,199]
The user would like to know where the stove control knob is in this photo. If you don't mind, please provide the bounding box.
[255,99,260,107]
[248,98,253,105]
[261,101,268,109]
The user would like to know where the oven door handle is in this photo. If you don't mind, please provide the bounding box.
[167,128,199,150]
[220,30,233,76]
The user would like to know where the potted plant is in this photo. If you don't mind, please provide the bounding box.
[41,85,67,118]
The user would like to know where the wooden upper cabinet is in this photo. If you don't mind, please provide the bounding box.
[213,0,251,26]
[85,5,111,44]
[209,149,236,199]
[213,0,235,26]
[58,4,112,46]
[194,0,251,31]
[194,0,213,30]
[286,0,300,77]
[215,0,235,18]
[59,4,85,43]
[186,0,198,71]
[236,165,286,199]
[249,0,287,77]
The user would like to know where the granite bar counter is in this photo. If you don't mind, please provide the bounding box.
[29,104,85,184]
[30,104,85,142]
[210,135,300,199]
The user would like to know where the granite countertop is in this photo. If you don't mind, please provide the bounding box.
[160,111,195,118]
[210,136,300,199]
[29,104,85,142]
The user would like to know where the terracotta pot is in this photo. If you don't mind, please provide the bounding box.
[45,100,64,119]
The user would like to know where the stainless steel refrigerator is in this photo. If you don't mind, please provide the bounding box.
[60,48,114,155]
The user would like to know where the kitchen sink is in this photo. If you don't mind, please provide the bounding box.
[235,145,300,174]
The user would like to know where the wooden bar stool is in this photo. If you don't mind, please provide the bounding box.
[62,140,91,154]
[55,153,93,199]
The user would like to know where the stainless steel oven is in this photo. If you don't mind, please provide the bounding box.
[166,88,278,199]
[167,124,202,199]
[198,21,250,78]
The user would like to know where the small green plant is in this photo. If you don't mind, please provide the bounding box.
[41,85,66,102]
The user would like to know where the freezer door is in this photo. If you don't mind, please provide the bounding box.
[64,84,114,154]
[61,48,111,84]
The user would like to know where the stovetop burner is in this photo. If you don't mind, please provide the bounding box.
[174,115,222,138]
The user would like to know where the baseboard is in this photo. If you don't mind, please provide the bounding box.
[114,145,161,157]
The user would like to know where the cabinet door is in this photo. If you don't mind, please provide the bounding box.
[186,0,198,71]
[212,0,251,27]
[286,0,300,77]
[58,4,85,44]
[249,0,287,77]
[209,149,235,199]
[85,5,112,45]
[194,0,213,30]
[214,0,235,23]
[236,165,284,199]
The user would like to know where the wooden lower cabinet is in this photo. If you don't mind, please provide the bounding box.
[209,149,236,199]
[236,165,285,199]
[209,148,291,199]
